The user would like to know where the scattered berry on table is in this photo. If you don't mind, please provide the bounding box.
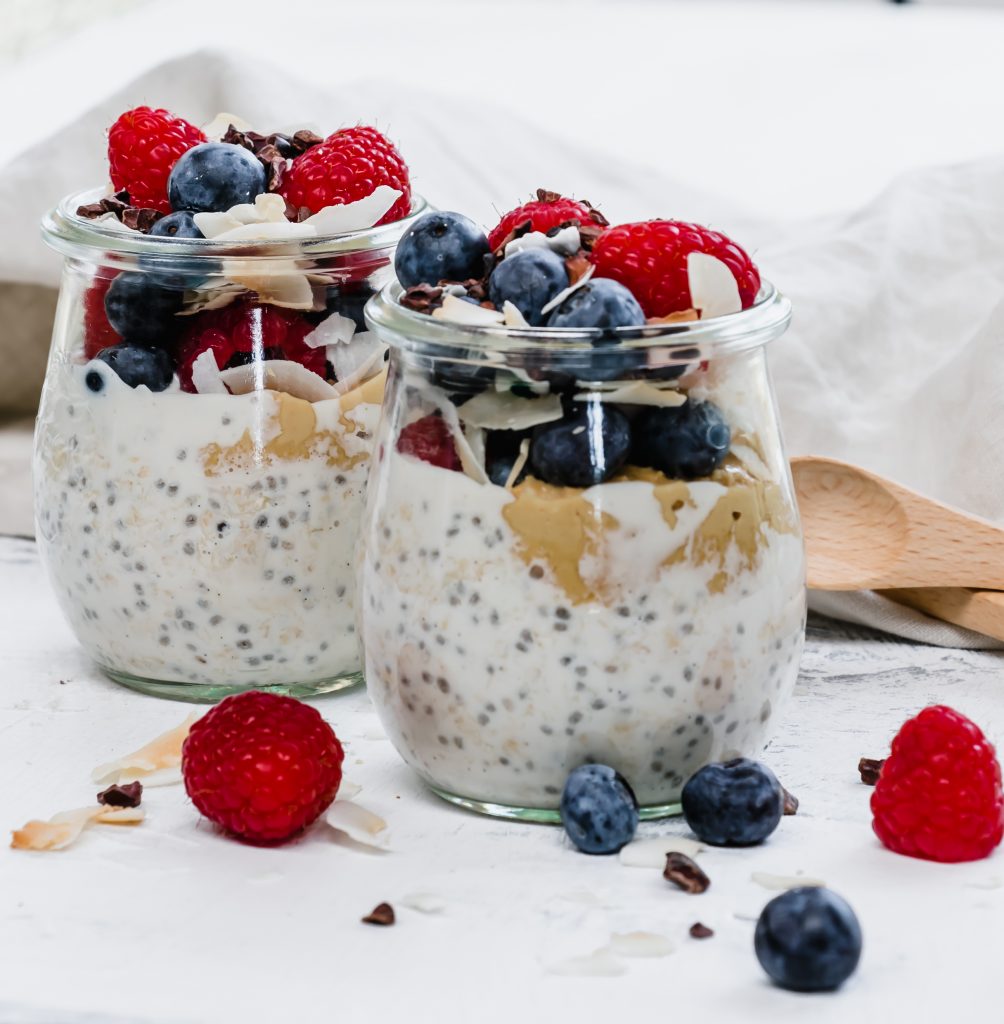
[681,758,784,846]
[530,404,632,487]
[397,413,462,471]
[631,400,731,480]
[181,690,344,845]
[82,276,121,359]
[149,210,204,239]
[107,106,206,214]
[560,764,639,854]
[167,142,267,213]
[91,344,174,392]
[754,887,862,992]
[590,219,760,317]
[488,248,568,326]
[870,704,1003,862]
[103,272,183,347]
[546,277,645,330]
[487,191,606,251]
[395,211,490,289]
[280,125,410,221]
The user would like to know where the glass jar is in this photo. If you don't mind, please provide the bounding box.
[36,189,426,702]
[360,281,806,820]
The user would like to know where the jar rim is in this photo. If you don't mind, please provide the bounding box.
[41,187,429,262]
[365,279,792,358]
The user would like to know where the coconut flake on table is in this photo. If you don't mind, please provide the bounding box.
[751,871,826,891]
[201,112,254,140]
[219,360,338,403]
[325,800,390,850]
[304,185,402,235]
[92,713,198,787]
[431,295,505,326]
[540,264,595,317]
[574,381,687,407]
[457,390,564,431]
[687,252,742,319]
[544,948,627,977]
[191,349,228,395]
[504,225,581,259]
[618,835,704,868]
[338,779,363,800]
[328,332,386,395]
[303,311,357,350]
[501,300,530,328]
[11,805,145,852]
[399,892,447,914]
[608,932,675,958]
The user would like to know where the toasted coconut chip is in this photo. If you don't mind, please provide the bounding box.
[618,836,703,868]
[329,332,386,396]
[399,892,447,914]
[647,309,700,325]
[219,360,338,403]
[438,400,489,484]
[180,283,246,316]
[92,806,145,825]
[325,800,390,849]
[505,438,531,490]
[502,300,529,328]
[504,225,581,259]
[304,310,357,350]
[304,186,402,235]
[191,348,228,395]
[193,211,243,238]
[202,112,254,140]
[92,713,198,786]
[432,295,505,326]
[574,381,687,407]
[230,193,288,225]
[457,391,564,431]
[12,805,145,852]
[225,261,316,309]
[687,252,741,319]
[540,263,595,317]
[215,221,317,243]
[609,932,675,958]
[751,871,826,891]
[544,948,627,977]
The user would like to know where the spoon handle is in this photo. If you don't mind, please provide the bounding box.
[882,587,1004,643]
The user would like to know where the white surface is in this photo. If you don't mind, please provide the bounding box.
[1,534,1002,1023]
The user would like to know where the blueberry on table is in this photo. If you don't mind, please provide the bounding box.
[167,142,267,213]
[394,211,490,288]
[487,248,568,326]
[754,887,863,992]
[681,758,784,847]
[149,211,204,239]
[91,344,174,391]
[530,404,631,487]
[546,277,645,330]
[560,764,639,855]
[103,272,184,347]
[631,400,730,480]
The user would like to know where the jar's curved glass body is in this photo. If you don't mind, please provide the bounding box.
[361,285,806,819]
[35,190,425,702]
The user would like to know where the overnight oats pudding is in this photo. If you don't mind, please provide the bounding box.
[36,105,423,700]
[361,193,806,818]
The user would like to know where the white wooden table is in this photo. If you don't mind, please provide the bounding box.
[1,534,1001,1023]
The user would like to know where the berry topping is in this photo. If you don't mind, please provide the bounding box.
[280,126,411,221]
[590,220,760,318]
[396,413,461,471]
[175,300,324,393]
[681,758,784,847]
[167,142,267,213]
[870,705,1004,863]
[754,888,863,992]
[488,191,606,252]
[488,248,568,326]
[546,277,645,330]
[149,210,204,239]
[631,400,731,480]
[103,272,184,348]
[395,211,490,290]
[530,404,631,487]
[181,691,344,845]
[107,106,206,214]
[82,276,121,359]
[89,344,175,392]
[560,764,639,855]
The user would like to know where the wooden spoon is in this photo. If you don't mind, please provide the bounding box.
[790,456,1004,590]
[879,587,1004,643]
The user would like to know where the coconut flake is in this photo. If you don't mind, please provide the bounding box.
[505,438,531,490]
[304,186,402,235]
[505,226,581,258]
[329,332,385,395]
[325,800,390,849]
[191,349,227,395]
[751,872,826,891]
[218,360,338,403]
[92,713,198,786]
[225,261,316,309]
[193,211,244,238]
[574,381,687,407]
[608,932,675,958]
[338,779,363,800]
[687,252,741,319]
[215,221,317,243]
[545,948,627,977]
[731,443,770,480]
[431,295,505,326]
[202,112,254,140]
[438,400,489,484]
[540,264,595,317]
[304,310,357,350]
[618,836,704,868]
[502,300,529,328]
[457,391,564,431]
[179,283,246,316]
[11,805,145,852]
[399,892,447,914]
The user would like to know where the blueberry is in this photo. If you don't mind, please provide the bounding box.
[143,211,210,289]
[150,211,204,240]
[681,758,783,847]
[530,404,631,487]
[394,212,489,288]
[484,429,532,487]
[546,277,645,330]
[632,400,730,480]
[487,248,568,326]
[754,888,863,992]
[560,764,639,855]
[433,360,496,398]
[93,344,174,391]
[167,142,267,213]
[313,282,376,332]
[104,272,183,347]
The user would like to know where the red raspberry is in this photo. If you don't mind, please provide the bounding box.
[82,275,120,359]
[182,691,344,845]
[397,414,461,471]
[175,299,325,392]
[590,220,760,318]
[871,705,1003,863]
[487,192,606,251]
[280,126,411,222]
[107,106,206,214]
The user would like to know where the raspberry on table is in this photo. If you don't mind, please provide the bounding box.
[871,704,1004,863]
[182,691,345,845]
[487,191,606,251]
[397,414,461,471]
[280,126,411,222]
[107,106,206,214]
[590,219,761,318]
